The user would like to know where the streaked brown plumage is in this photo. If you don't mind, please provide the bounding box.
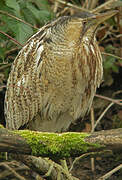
[4,11,117,132]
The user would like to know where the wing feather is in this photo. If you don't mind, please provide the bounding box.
[5,27,48,130]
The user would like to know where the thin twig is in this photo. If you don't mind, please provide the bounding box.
[0,85,6,89]
[91,102,114,133]
[98,164,122,180]
[53,1,59,13]
[91,158,95,172]
[90,106,95,132]
[5,47,19,56]
[84,0,90,9]
[95,94,122,106]
[0,63,12,71]
[0,163,26,180]
[70,153,92,172]
[102,52,122,60]
[89,0,99,10]
[56,0,91,13]
[60,159,69,173]
[92,0,119,13]
[69,151,112,172]
[0,30,23,47]
[0,10,38,30]
[90,107,95,172]
[0,163,29,179]
[113,90,122,97]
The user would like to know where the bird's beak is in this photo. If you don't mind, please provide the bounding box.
[93,10,118,25]
[86,10,118,28]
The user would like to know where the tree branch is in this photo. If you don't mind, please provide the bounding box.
[0,125,122,158]
[13,154,79,180]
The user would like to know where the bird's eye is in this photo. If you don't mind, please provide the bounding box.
[83,21,87,26]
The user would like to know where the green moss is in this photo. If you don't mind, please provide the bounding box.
[0,124,4,129]
[14,130,102,158]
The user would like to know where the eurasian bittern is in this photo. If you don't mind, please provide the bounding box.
[4,11,117,132]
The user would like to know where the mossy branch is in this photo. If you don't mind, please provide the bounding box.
[0,125,122,158]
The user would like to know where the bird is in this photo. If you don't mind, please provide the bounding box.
[4,10,117,132]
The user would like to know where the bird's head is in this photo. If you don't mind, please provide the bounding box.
[80,10,118,42]
[57,10,118,46]
[40,10,118,53]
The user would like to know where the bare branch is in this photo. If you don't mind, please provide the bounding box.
[98,164,122,180]
[0,30,23,47]
[95,94,122,106]
[0,10,38,30]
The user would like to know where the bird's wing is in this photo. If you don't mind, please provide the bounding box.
[4,26,49,130]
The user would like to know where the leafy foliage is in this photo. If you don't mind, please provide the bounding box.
[103,44,120,86]
[0,0,54,63]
